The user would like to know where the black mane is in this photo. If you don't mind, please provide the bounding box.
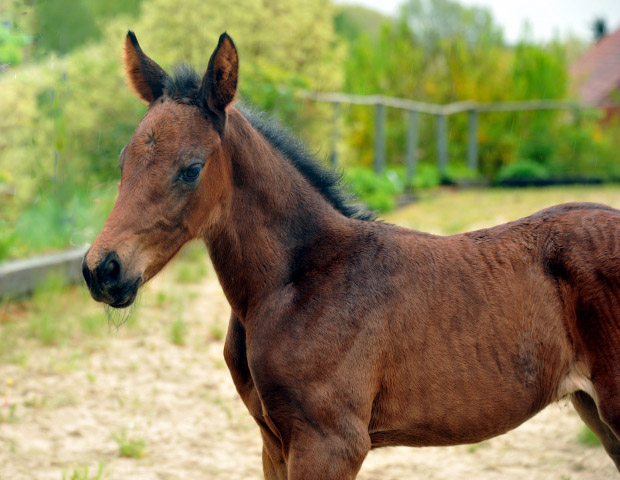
[163,64,202,100]
[164,64,375,222]
[237,105,375,222]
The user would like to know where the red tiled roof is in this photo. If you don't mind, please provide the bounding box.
[570,27,620,107]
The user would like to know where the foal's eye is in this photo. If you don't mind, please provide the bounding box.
[180,164,203,183]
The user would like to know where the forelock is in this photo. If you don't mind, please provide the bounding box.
[163,64,202,100]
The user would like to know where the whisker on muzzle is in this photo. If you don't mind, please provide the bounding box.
[104,293,140,330]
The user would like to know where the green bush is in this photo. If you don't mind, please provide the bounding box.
[0,26,31,66]
[411,164,442,189]
[550,118,620,179]
[445,163,481,182]
[0,219,16,260]
[2,184,116,261]
[344,163,452,212]
[344,166,405,212]
[497,159,550,182]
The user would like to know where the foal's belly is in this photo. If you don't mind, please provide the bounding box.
[369,364,557,448]
[369,364,592,448]
[368,311,571,447]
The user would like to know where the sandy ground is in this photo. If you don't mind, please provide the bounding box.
[0,271,615,480]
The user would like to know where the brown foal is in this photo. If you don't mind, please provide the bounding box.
[83,32,620,478]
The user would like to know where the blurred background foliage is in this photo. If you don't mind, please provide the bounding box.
[0,0,619,259]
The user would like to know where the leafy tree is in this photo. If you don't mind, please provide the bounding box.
[334,5,390,42]
[335,0,511,172]
[0,23,30,66]
[18,0,142,57]
[333,0,611,181]
[134,0,343,109]
[400,0,503,51]
[0,0,345,258]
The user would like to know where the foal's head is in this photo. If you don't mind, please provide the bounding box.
[82,32,238,308]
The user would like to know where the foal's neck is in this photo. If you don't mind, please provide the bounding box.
[204,107,350,320]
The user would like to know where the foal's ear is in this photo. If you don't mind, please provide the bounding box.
[199,33,238,131]
[123,31,170,104]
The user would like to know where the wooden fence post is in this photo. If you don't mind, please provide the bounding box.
[406,110,419,185]
[436,114,448,176]
[467,108,478,171]
[375,102,386,174]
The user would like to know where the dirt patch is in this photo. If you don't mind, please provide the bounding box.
[0,272,614,479]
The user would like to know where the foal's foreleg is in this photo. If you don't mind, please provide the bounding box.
[286,422,370,480]
[572,391,620,471]
[260,425,287,480]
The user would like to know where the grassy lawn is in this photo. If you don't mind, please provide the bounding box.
[386,185,620,235]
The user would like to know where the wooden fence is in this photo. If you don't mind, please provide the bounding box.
[300,92,582,182]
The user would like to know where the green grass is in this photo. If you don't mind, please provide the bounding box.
[386,185,620,235]
[79,311,106,336]
[25,273,70,346]
[466,441,490,453]
[170,318,186,346]
[22,272,107,345]
[1,402,18,424]
[62,462,105,480]
[1,184,118,262]
[27,311,63,346]
[155,291,168,308]
[112,429,147,458]
[208,324,225,342]
[173,241,210,284]
[174,262,208,284]
[0,271,113,366]
[24,276,108,346]
[0,322,28,365]
[577,424,601,447]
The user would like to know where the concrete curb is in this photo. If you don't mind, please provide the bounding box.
[0,247,89,298]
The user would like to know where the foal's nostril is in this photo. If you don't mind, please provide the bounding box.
[84,251,131,304]
[102,257,121,285]
[94,251,123,290]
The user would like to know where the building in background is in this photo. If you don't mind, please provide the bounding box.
[570,25,620,119]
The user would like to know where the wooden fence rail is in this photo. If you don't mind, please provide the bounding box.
[299,91,583,181]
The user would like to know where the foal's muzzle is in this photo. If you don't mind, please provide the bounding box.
[82,249,140,308]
